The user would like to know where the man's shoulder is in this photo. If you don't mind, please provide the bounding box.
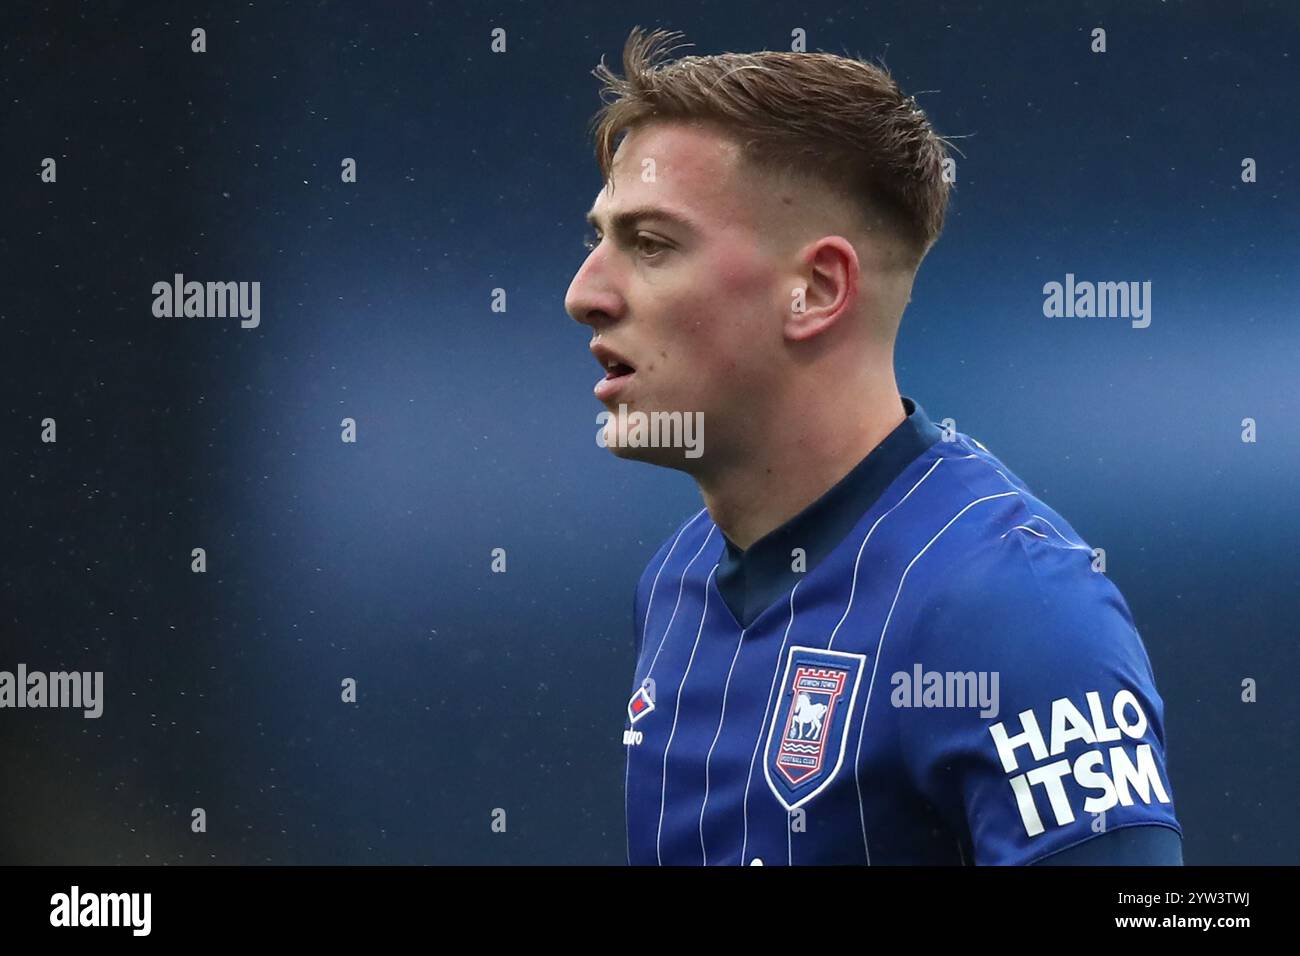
[915,434,1095,574]
[893,444,1179,863]
[902,525,1158,719]
[904,436,1147,664]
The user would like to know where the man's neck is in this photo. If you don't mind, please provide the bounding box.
[697,384,907,551]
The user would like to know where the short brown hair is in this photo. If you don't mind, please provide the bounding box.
[587,27,954,270]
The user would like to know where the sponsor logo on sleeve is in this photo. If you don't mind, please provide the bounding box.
[988,689,1172,837]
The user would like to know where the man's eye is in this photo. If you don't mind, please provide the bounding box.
[582,231,668,258]
[634,234,668,258]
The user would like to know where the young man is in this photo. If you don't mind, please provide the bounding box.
[565,28,1182,865]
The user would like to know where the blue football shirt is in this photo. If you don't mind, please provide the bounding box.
[623,396,1182,865]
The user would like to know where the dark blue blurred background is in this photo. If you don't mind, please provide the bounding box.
[2,0,1296,864]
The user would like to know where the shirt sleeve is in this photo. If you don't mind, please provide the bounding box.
[1034,824,1184,865]
[898,529,1183,865]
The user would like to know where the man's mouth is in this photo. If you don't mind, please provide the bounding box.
[603,360,636,381]
[594,359,636,400]
[590,342,638,401]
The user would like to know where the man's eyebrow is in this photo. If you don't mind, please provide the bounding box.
[584,205,700,236]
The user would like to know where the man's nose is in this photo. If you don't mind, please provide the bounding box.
[565,251,623,329]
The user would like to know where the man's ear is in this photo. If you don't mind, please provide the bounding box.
[782,236,859,343]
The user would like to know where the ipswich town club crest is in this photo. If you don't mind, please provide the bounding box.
[763,647,866,810]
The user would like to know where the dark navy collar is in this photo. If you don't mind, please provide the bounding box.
[715,395,943,629]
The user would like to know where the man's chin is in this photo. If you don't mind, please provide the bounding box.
[605,440,694,470]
